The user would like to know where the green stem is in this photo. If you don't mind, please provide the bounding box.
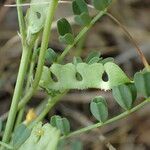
[14,108,25,129]
[2,0,36,143]
[75,34,86,57]
[14,39,40,128]
[24,10,106,126]
[17,0,59,110]
[29,91,67,129]
[16,0,26,45]
[2,46,31,144]
[62,98,150,139]
[57,10,106,63]
[25,38,39,91]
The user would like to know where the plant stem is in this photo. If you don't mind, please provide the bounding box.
[27,10,106,126]
[25,38,40,91]
[1,0,35,143]
[14,39,40,128]
[62,98,150,139]
[29,91,67,129]
[57,10,106,63]
[16,0,26,45]
[75,34,86,57]
[17,0,59,110]
[2,46,32,144]
[106,12,150,71]
[14,108,25,129]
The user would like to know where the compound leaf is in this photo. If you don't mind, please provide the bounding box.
[39,62,130,93]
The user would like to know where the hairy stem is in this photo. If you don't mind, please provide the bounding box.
[2,46,32,144]
[14,39,40,128]
[62,98,150,139]
[17,0,59,110]
[16,0,26,45]
[25,38,40,91]
[1,0,35,144]
[57,10,106,63]
[106,12,150,71]
[75,34,86,57]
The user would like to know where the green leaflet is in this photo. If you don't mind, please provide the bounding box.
[134,71,150,98]
[50,115,70,135]
[90,96,108,122]
[19,122,60,150]
[26,0,51,36]
[72,0,91,26]
[112,83,137,110]
[40,62,130,93]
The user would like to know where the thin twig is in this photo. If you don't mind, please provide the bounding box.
[106,12,150,70]
[60,104,116,150]
[62,98,150,139]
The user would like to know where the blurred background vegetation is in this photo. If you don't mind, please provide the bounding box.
[0,0,150,149]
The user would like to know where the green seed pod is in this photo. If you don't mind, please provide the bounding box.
[134,71,150,98]
[50,115,70,135]
[90,96,108,122]
[112,83,137,110]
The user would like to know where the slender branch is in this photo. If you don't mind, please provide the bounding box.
[106,12,150,71]
[17,10,106,125]
[75,34,86,56]
[62,98,150,139]
[1,0,37,142]
[1,44,34,144]
[17,0,59,110]
[16,0,26,45]
[25,38,40,91]
[14,39,40,128]
[57,10,106,63]
[28,91,68,129]
[25,10,107,126]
